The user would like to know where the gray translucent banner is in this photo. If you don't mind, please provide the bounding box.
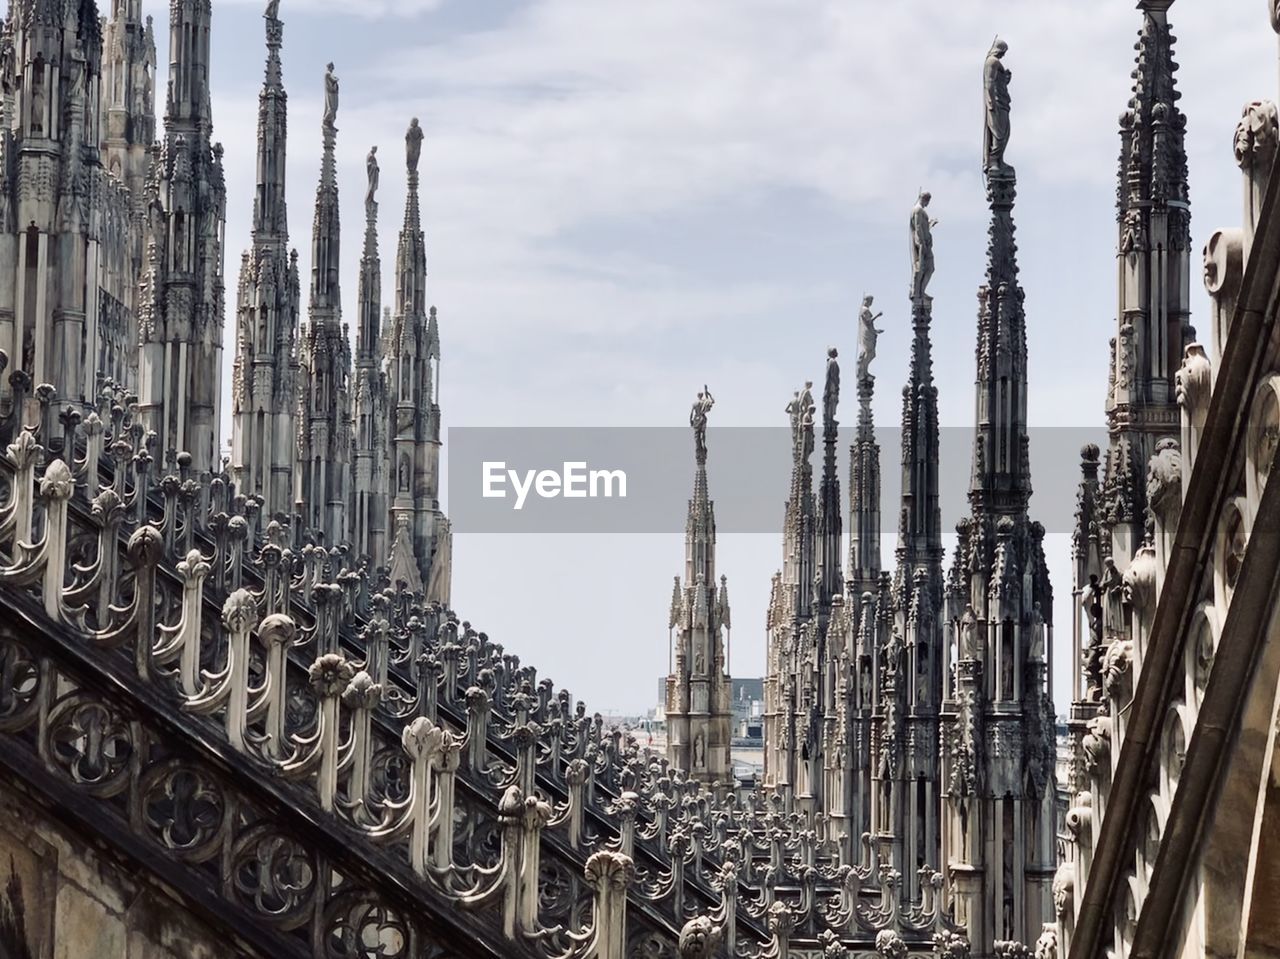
[446,426,1109,534]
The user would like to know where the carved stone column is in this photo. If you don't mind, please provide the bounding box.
[583,851,635,959]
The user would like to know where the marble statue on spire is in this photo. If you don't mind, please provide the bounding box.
[983,38,1012,175]
[789,381,815,461]
[265,0,280,21]
[910,192,937,300]
[366,146,379,214]
[406,117,424,172]
[323,63,339,129]
[823,348,840,425]
[690,386,714,461]
[857,295,883,379]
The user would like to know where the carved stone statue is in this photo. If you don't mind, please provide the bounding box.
[822,348,840,425]
[910,192,937,300]
[798,381,815,460]
[1099,556,1124,637]
[983,39,1013,175]
[323,63,339,128]
[1028,602,1046,662]
[690,385,713,461]
[30,62,45,134]
[856,295,883,379]
[365,146,379,214]
[406,118,424,173]
[265,0,280,20]
[693,733,705,769]
[787,383,815,462]
[1272,0,1280,34]
[959,605,980,660]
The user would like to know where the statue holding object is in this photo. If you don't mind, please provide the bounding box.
[983,38,1013,176]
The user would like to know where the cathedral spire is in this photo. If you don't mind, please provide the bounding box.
[134,0,225,472]
[970,38,1032,518]
[848,296,882,599]
[310,63,341,319]
[357,146,382,365]
[297,63,351,547]
[351,144,389,566]
[396,118,427,321]
[253,5,289,241]
[388,118,449,600]
[815,347,843,611]
[899,194,945,602]
[939,43,1057,952]
[687,386,716,589]
[230,1,300,526]
[783,378,817,620]
[164,0,213,138]
[666,388,732,782]
[1102,0,1191,561]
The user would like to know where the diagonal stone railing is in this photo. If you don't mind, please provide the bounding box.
[0,364,977,959]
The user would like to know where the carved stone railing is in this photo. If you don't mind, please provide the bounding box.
[0,370,979,958]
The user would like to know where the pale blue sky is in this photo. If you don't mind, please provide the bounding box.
[167,0,1275,712]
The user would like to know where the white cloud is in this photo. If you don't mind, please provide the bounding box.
[182,0,1280,711]
[216,0,444,19]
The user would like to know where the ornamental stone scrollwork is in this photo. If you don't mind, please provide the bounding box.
[140,763,228,858]
[47,694,135,795]
[230,827,319,930]
[323,892,412,959]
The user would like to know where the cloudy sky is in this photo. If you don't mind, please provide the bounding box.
[165,0,1275,712]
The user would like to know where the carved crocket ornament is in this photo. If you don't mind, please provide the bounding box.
[678,917,723,959]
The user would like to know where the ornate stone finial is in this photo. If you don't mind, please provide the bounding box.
[264,0,280,21]
[690,385,714,464]
[406,117,424,174]
[1271,0,1280,33]
[322,62,339,130]
[910,192,937,300]
[678,916,723,959]
[365,145,379,216]
[875,929,909,959]
[1234,100,1279,173]
[983,38,1013,176]
[856,295,883,380]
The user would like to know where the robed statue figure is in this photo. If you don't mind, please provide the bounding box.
[983,39,1012,175]
[857,295,884,379]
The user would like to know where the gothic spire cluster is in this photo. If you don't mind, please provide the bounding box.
[756,37,1056,949]
[1101,0,1193,562]
[0,0,450,602]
